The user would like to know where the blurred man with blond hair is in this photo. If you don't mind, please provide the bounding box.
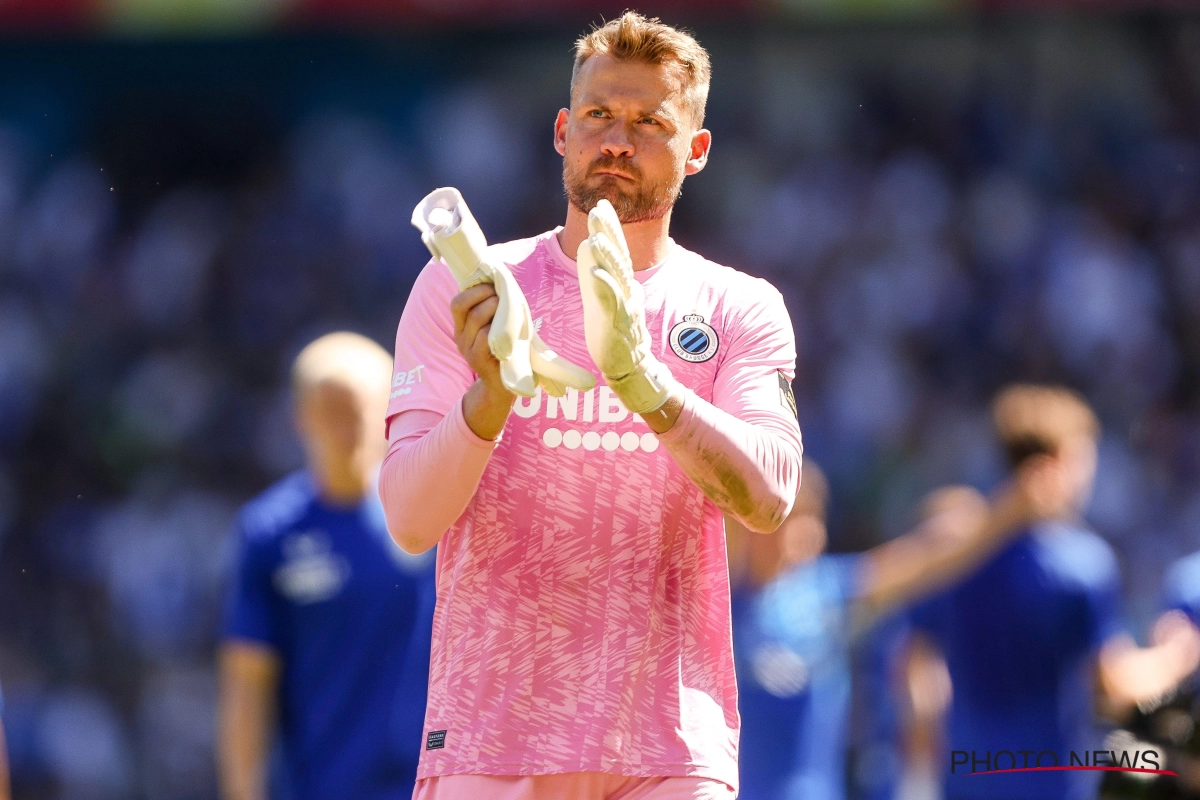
[219,332,436,800]
[907,384,1200,800]
[381,11,803,800]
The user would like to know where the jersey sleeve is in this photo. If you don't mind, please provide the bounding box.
[712,282,803,453]
[221,520,282,650]
[386,259,476,437]
[655,280,803,532]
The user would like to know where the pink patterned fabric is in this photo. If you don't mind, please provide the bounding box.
[381,230,802,791]
[411,772,738,800]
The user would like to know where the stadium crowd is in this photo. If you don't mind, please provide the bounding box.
[0,15,1198,800]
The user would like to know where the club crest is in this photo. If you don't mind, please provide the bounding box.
[669,314,719,363]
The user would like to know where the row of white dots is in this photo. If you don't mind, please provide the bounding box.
[542,428,660,453]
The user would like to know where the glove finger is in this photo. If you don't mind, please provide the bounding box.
[498,337,538,398]
[530,333,596,392]
[588,233,634,289]
[487,261,533,361]
[499,360,538,398]
[592,235,645,324]
[588,199,631,258]
[536,373,568,398]
[576,239,612,329]
[589,264,625,321]
[487,281,518,360]
[592,266,640,350]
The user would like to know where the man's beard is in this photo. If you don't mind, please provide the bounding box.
[563,156,683,224]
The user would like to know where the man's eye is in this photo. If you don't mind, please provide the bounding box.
[589,110,606,118]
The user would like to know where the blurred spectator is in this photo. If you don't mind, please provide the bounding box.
[218,333,435,800]
[35,687,133,800]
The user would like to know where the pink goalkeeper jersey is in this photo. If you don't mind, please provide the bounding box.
[385,229,802,791]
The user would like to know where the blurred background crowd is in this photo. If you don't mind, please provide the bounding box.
[0,3,1198,799]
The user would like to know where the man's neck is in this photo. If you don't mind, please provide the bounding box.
[558,203,674,271]
[312,460,371,508]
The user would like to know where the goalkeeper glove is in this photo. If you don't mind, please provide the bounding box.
[412,188,596,399]
[575,199,679,414]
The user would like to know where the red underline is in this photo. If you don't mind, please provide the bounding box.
[966,766,1178,777]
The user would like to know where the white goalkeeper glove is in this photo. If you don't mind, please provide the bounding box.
[576,199,679,414]
[412,188,596,399]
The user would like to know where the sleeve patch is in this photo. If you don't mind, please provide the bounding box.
[778,372,797,417]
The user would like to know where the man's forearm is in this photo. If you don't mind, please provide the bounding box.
[858,491,1018,618]
[218,645,279,800]
[380,398,500,554]
[655,389,802,533]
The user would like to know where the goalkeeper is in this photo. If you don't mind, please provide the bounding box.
[380,12,803,800]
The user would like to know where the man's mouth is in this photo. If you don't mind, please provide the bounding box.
[590,169,637,181]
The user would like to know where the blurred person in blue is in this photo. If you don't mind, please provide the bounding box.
[727,458,1056,800]
[907,384,1200,800]
[219,332,436,800]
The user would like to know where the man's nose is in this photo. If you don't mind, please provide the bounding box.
[600,129,634,159]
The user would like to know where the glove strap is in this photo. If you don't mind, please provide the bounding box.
[607,355,678,415]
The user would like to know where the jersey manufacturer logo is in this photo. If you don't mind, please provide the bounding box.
[669,315,719,363]
[426,730,447,750]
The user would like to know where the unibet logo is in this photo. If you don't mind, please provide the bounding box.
[512,387,658,453]
[512,385,642,424]
[391,364,426,399]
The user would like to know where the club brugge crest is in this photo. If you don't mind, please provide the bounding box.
[669,314,719,363]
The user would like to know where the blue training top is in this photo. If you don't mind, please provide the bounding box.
[1163,549,1200,627]
[733,554,863,800]
[910,521,1124,800]
[223,471,436,800]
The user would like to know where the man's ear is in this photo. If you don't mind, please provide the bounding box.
[685,128,712,176]
[553,109,569,156]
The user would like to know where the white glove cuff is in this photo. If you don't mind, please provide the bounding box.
[607,355,679,415]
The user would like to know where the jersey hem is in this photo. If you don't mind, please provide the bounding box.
[416,761,737,793]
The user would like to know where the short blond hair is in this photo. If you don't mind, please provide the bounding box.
[992,384,1099,469]
[292,331,393,399]
[572,11,711,127]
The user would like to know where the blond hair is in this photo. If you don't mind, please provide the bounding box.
[292,331,393,399]
[572,11,711,127]
[992,384,1099,469]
